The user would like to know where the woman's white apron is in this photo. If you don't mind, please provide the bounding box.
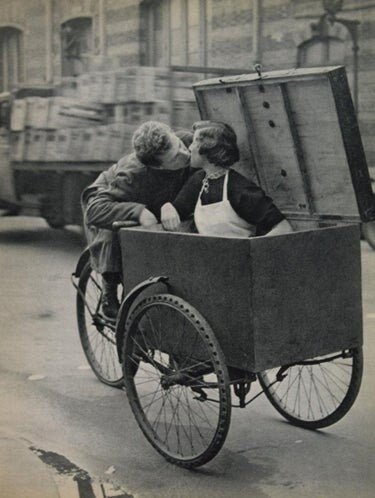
[194,172,256,237]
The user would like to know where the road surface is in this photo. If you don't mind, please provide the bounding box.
[0,216,374,498]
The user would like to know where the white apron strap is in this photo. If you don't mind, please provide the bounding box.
[222,171,230,201]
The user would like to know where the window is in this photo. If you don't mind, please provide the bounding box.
[141,0,207,67]
[0,27,23,92]
[61,17,93,77]
[141,0,170,66]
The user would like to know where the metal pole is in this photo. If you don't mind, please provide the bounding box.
[253,0,261,64]
[200,0,207,68]
[45,0,53,83]
[334,17,360,115]
[351,23,359,114]
[98,0,106,56]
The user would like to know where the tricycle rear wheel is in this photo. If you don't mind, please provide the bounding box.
[76,261,123,387]
[122,294,231,468]
[258,347,363,429]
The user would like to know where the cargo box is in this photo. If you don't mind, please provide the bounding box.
[30,98,50,129]
[119,66,374,372]
[45,129,71,161]
[101,72,117,103]
[69,128,84,161]
[107,124,126,161]
[58,77,79,98]
[24,129,46,161]
[10,99,27,131]
[121,101,171,126]
[79,128,96,161]
[47,97,105,128]
[44,130,57,161]
[10,131,25,161]
[91,125,109,161]
[77,74,92,102]
[55,129,71,161]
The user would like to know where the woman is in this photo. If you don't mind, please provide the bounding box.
[161,120,292,237]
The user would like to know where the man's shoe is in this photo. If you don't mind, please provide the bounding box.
[101,272,120,320]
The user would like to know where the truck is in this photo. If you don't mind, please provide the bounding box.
[0,66,243,229]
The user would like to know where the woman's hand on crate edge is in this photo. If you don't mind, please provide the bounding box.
[161,202,181,231]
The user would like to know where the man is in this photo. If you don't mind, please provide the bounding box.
[82,121,191,319]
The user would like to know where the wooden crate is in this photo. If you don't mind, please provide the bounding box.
[120,225,362,372]
[24,129,46,161]
[10,99,27,131]
[10,132,25,161]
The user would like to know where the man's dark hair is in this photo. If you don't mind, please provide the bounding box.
[192,121,240,168]
[132,121,173,167]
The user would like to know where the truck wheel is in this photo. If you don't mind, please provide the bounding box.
[45,217,65,229]
[41,195,65,229]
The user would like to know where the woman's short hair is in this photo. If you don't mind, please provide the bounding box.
[192,121,240,168]
[132,121,173,167]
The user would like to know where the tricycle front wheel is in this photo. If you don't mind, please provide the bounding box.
[258,347,363,429]
[122,294,231,468]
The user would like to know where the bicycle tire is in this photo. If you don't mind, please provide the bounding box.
[76,261,123,387]
[258,347,363,429]
[122,293,231,468]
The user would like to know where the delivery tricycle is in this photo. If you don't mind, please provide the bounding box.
[72,66,374,468]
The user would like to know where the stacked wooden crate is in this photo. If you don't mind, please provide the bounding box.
[10,97,105,162]
[10,66,201,163]
[73,66,200,139]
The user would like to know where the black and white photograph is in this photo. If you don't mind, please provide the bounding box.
[0,1,374,497]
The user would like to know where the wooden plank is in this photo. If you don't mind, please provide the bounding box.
[329,68,375,222]
[238,82,310,214]
[284,77,360,218]
[193,88,209,123]
[280,83,315,215]
[11,161,111,172]
[236,87,265,189]
[193,66,343,91]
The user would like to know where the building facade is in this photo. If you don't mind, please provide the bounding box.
[1,0,374,168]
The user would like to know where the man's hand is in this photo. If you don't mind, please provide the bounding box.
[161,203,181,231]
[139,208,158,228]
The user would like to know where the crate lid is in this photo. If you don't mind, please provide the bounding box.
[193,66,374,223]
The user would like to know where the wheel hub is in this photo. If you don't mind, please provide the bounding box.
[160,372,187,389]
